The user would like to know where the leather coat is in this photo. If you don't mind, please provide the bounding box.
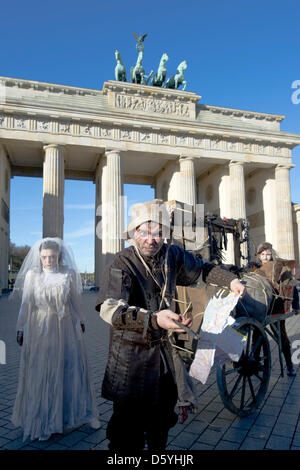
[96,244,236,405]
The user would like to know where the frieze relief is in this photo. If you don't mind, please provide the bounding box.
[80,123,93,136]
[0,111,291,157]
[15,117,27,130]
[120,129,133,140]
[37,120,50,132]
[59,121,71,134]
[115,93,191,118]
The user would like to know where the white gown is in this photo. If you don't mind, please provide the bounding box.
[12,266,100,441]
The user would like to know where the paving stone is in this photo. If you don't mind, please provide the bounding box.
[0,426,11,437]
[165,444,184,450]
[0,419,10,426]
[195,410,218,424]
[281,404,300,414]
[247,424,272,439]
[222,427,248,444]
[3,422,19,430]
[254,414,278,427]
[56,430,88,447]
[46,443,69,450]
[196,429,223,446]
[167,423,187,438]
[240,437,267,450]
[2,428,23,440]
[21,445,39,450]
[189,441,214,450]
[0,436,12,448]
[1,293,300,452]
[266,435,291,450]
[260,405,282,416]
[92,439,109,450]
[70,440,94,450]
[169,431,198,449]
[82,428,106,444]
[208,418,231,433]
[183,419,207,435]
[29,438,56,449]
[99,408,113,422]
[292,432,300,447]
[215,440,240,450]
[3,437,26,450]
[272,422,296,438]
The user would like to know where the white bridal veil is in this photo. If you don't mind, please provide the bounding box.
[11,237,82,300]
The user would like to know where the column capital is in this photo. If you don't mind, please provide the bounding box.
[275,163,295,171]
[43,144,65,152]
[105,148,122,157]
[229,160,244,167]
[294,203,300,215]
[179,155,194,162]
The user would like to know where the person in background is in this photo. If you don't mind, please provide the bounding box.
[255,242,299,377]
[11,237,100,442]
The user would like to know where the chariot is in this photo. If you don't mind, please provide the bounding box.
[166,201,298,417]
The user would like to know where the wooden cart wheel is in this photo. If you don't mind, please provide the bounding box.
[216,317,271,417]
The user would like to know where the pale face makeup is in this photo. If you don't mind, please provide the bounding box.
[40,249,59,270]
[259,249,272,265]
[134,222,164,257]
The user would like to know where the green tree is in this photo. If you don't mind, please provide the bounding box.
[9,242,31,271]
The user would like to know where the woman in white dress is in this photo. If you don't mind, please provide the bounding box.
[11,238,100,442]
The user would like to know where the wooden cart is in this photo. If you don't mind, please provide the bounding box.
[167,202,298,417]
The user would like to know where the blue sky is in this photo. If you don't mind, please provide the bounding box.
[2,0,300,272]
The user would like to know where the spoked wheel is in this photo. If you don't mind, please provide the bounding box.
[216,317,271,417]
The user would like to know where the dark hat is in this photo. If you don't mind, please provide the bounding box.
[256,242,273,255]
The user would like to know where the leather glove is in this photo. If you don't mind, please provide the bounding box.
[178,406,189,424]
[17,330,23,346]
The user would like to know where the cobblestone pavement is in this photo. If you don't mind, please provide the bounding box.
[0,292,300,451]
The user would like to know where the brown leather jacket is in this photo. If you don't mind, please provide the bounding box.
[96,244,236,405]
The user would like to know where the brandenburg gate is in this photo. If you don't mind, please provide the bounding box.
[0,76,300,288]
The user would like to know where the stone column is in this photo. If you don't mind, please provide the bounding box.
[178,156,197,206]
[218,169,235,264]
[229,160,247,265]
[262,175,277,248]
[42,144,65,239]
[229,161,246,219]
[275,164,295,259]
[0,144,10,291]
[94,157,103,288]
[101,149,124,268]
[294,204,300,264]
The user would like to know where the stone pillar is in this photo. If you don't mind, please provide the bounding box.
[294,204,300,265]
[101,149,124,268]
[229,160,247,265]
[262,175,277,248]
[178,156,197,206]
[94,157,103,288]
[0,144,10,291]
[275,164,295,259]
[218,168,235,264]
[43,144,65,238]
[229,161,246,219]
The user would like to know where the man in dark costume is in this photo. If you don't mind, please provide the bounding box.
[96,199,245,450]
